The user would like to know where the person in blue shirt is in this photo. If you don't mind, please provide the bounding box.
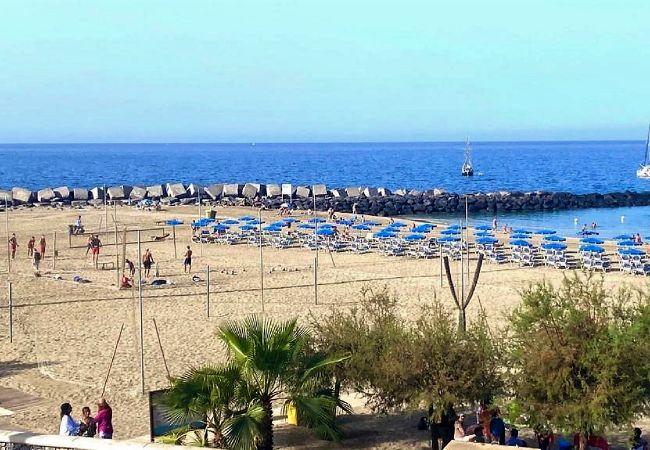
[506,428,528,447]
[490,409,506,445]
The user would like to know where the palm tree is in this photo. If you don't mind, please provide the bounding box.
[161,316,350,450]
[219,316,350,450]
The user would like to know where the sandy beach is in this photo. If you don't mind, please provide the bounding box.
[0,203,647,448]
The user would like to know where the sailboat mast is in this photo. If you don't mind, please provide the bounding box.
[645,123,650,166]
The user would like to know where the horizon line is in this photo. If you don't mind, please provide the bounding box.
[0,138,644,145]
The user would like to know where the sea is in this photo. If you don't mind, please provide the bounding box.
[2,140,650,238]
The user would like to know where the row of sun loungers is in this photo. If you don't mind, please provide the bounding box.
[192,229,650,276]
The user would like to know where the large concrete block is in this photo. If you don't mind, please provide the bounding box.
[312,184,327,196]
[73,188,89,200]
[90,187,104,200]
[107,185,126,200]
[37,188,56,202]
[363,187,379,198]
[54,186,71,199]
[166,183,187,198]
[378,187,392,197]
[242,183,261,198]
[330,189,347,198]
[12,187,33,204]
[266,184,281,198]
[408,189,423,196]
[204,184,224,200]
[345,187,361,197]
[394,189,407,196]
[146,185,165,198]
[295,186,311,198]
[0,190,13,203]
[281,184,292,196]
[130,186,147,200]
[223,184,242,197]
[187,183,203,197]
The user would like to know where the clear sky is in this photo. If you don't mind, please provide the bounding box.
[0,0,649,143]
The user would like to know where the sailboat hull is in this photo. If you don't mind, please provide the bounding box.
[637,166,650,179]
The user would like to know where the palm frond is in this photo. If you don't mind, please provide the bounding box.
[222,404,265,450]
[291,395,345,441]
[300,352,351,384]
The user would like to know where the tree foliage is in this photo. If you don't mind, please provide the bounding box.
[311,286,504,416]
[507,273,650,448]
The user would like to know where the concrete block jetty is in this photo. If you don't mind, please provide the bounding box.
[2,182,650,215]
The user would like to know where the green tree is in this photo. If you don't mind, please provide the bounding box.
[312,286,503,417]
[162,316,350,450]
[507,274,650,450]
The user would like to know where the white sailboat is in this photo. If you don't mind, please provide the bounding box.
[636,124,650,178]
[461,138,474,176]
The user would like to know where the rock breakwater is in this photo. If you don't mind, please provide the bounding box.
[1,183,650,216]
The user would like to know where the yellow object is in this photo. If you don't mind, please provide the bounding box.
[287,403,298,425]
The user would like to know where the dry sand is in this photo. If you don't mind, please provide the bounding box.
[0,204,647,448]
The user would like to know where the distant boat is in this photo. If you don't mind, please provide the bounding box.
[461,138,474,176]
[636,124,650,178]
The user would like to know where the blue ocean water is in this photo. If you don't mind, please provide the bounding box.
[0,140,648,194]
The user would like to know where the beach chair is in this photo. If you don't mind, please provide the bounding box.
[353,241,371,254]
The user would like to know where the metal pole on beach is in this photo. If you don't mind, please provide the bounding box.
[460,220,465,306]
[314,256,318,305]
[206,266,211,318]
[172,225,177,259]
[198,190,203,257]
[101,323,124,397]
[259,209,265,313]
[113,200,117,225]
[114,223,120,287]
[5,195,10,273]
[103,185,108,232]
[52,232,57,270]
[439,244,443,287]
[137,230,145,395]
[8,282,13,343]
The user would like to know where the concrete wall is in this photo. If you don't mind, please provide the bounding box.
[0,429,179,450]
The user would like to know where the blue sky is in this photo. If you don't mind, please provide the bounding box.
[0,0,649,143]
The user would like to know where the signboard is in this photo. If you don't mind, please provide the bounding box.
[149,389,173,441]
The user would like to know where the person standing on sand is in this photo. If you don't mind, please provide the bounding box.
[94,398,113,439]
[142,249,154,278]
[39,235,46,258]
[492,216,498,230]
[183,246,193,273]
[85,235,93,256]
[8,233,17,260]
[90,235,102,269]
[59,403,79,436]
[125,258,135,277]
[32,248,41,273]
[27,236,35,257]
[78,406,96,437]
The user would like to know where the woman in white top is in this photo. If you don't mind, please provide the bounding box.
[59,403,79,436]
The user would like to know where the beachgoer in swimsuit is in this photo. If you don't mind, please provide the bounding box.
[8,233,17,260]
[39,236,46,258]
[85,235,93,255]
[125,258,135,277]
[142,249,154,278]
[90,235,102,268]
[184,246,192,273]
[27,236,35,257]
[492,217,498,230]
[32,249,41,272]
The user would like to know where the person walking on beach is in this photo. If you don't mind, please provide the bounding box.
[39,235,46,258]
[78,406,96,437]
[27,236,35,257]
[32,248,41,273]
[183,246,192,273]
[142,249,154,278]
[94,398,113,439]
[59,402,79,436]
[492,216,498,230]
[85,235,93,255]
[8,233,17,260]
[90,235,102,268]
[125,258,135,277]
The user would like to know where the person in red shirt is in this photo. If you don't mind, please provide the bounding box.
[94,398,113,439]
[574,432,609,450]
